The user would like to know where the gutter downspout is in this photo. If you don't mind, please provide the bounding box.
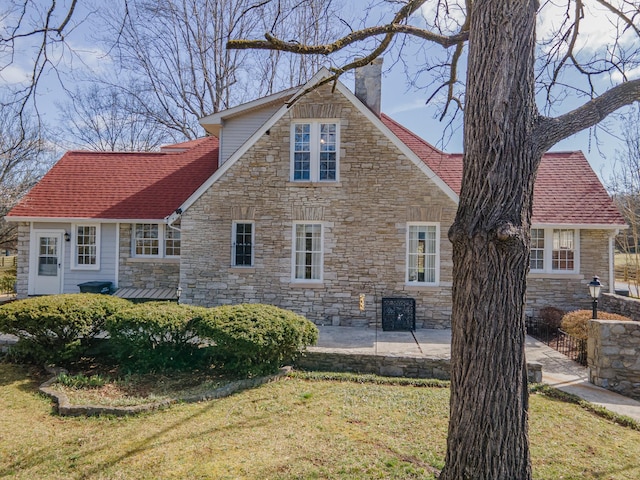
[609,230,618,294]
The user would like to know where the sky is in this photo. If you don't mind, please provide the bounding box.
[1,0,637,183]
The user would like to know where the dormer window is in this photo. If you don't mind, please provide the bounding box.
[291,121,339,182]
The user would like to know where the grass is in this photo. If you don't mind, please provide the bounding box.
[1,364,640,479]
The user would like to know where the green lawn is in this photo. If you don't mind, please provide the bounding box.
[1,364,639,479]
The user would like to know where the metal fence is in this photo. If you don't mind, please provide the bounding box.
[526,316,587,366]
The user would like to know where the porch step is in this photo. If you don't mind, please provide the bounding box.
[113,287,177,301]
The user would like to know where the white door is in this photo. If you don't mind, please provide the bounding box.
[33,232,63,295]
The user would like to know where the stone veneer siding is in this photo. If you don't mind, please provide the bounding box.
[180,85,615,329]
[600,293,640,321]
[118,224,179,289]
[15,222,30,298]
[526,229,612,316]
[588,319,640,401]
[181,85,457,328]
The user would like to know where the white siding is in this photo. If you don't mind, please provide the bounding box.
[32,222,118,293]
[220,104,283,165]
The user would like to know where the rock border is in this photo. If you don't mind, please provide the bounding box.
[39,366,292,417]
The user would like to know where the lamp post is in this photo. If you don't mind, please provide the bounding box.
[588,276,602,319]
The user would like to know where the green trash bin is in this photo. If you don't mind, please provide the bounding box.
[78,281,112,294]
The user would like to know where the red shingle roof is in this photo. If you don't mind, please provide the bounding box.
[381,114,625,226]
[7,137,219,220]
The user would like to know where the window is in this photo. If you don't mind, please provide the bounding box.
[293,223,322,281]
[529,228,578,273]
[72,224,100,270]
[165,226,181,257]
[133,223,180,258]
[291,122,339,181]
[232,222,254,267]
[552,229,575,271]
[530,228,545,271]
[407,223,439,284]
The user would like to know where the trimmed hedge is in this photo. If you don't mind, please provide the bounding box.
[104,302,210,373]
[196,304,318,376]
[0,293,132,364]
[561,309,632,340]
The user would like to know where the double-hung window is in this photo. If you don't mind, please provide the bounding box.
[133,223,180,258]
[406,223,439,285]
[292,121,339,181]
[529,228,578,273]
[72,224,100,270]
[293,223,323,281]
[232,222,254,267]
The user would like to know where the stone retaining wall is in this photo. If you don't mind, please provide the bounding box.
[296,349,543,383]
[600,293,640,321]
[588,319,640,401]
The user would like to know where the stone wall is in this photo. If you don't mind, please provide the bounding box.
[15,222,30,298]
[588,319,640,401]
[118,224,179,289]
[526,229,611,316]
[600,293,640,321]
[296,349,543,383]
[181,84,458,328]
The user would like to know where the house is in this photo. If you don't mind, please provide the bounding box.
[6,61,626,328]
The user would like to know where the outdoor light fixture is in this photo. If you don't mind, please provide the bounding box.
[588,276,602,319]
[176,285,183,304]
[64,232,70,242]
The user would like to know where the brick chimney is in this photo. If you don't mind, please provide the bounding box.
[354,58,383,116]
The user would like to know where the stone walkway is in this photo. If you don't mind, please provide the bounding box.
[312,326,640,422]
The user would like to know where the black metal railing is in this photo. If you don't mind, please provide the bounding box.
[526,316,587,366]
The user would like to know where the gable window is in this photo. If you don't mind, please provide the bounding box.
[407,223,439,284]
[291,121,339,182]
[232,222,254,267]
[133,223,180,258]
[72,224,100,270]
[529,228,578,273]
[293,223,323,281]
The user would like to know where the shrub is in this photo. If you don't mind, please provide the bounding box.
[560,310,632,340]
[0,271,16,293]
[539,306,565,329]
[56,372,109,389]
[0,294,131,364]
[104,302,210,373]
[195,304,318,376]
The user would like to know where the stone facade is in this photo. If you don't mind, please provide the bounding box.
[118,224,179,289]
[15,222,30,299]
[181,85,457,328]
[601,293,640,321]
[180,85,616,329]
[526,229,612,316]
[588,319,640,401]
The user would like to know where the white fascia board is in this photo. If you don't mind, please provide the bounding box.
[330,81,460,204]
[199,86,299,127]
[532,223,628,230]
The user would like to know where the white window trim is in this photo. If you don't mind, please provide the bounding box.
[290,120,340,182]
[231,221,255,267]
[529,227,580,274]
[405,222,440,286]
[291,222,324,283]
[71,223,101,271]
[132,223,180,259]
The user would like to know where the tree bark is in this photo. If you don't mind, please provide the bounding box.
[441,1,540,478]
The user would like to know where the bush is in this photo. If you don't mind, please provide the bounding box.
[0,272,16,293]
[561,310,632,340]
[539,306,565,329]
[0,293,132,365]
[104,302,210,373]
[195,304,318,376]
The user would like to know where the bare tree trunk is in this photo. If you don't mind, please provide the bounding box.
[442,1,540,478]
